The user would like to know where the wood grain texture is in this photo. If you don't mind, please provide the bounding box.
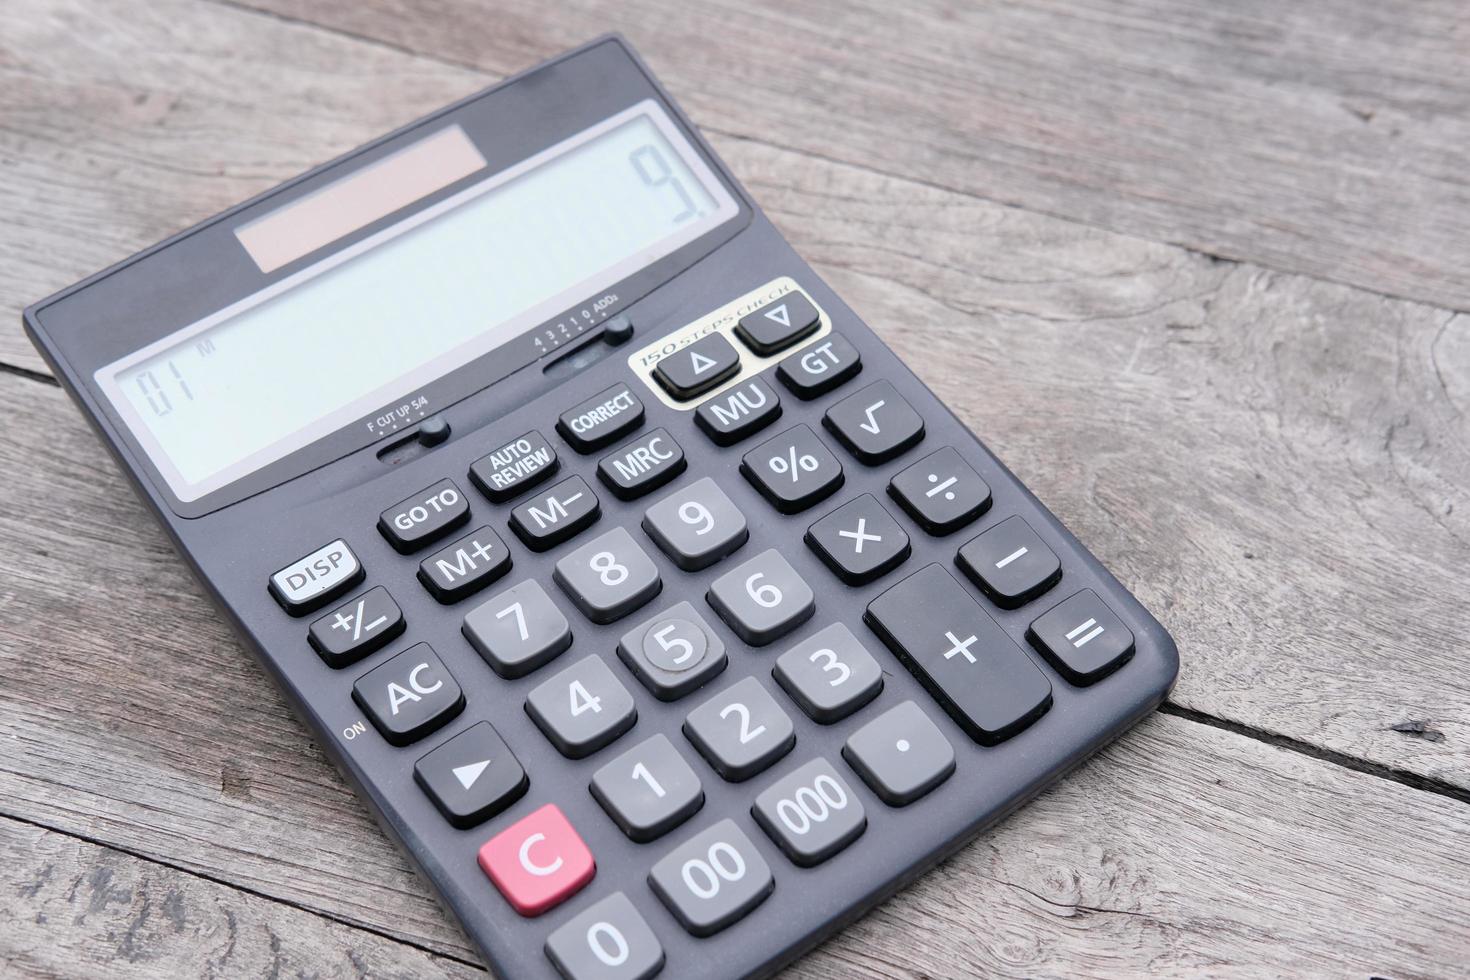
[0,817,479,979]
[232,0,1470,313]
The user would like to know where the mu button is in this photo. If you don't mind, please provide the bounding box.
[352,644,465,746]
[479,803,595,916]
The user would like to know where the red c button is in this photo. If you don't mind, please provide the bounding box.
[477,803,595,916]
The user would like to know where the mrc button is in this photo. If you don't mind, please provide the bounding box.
[379,478,471,553]
[597,427,687,500]
[469,430,559,503]
[557,382,644,453]
[269,538,363,615]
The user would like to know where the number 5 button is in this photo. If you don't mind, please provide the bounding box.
[706,549,814,646]
[649,819,774,937]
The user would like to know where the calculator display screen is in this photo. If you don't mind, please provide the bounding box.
[95,100,738,502]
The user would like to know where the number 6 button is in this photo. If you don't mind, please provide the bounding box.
[649,819,774,936]
[544,892,665,980]
[706,549,814,646]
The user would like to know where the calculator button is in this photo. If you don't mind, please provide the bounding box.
[558,382,645,453]
[479,803,595,917]
[805,493,911,585]
[378,478,471,553]
[842,700,955,806]
[683,676,796,781]
[955,515,1061,609]
[1027,589,1136,685]
[694,377,782,446]
[752,758,866,866]
[463,579,572,679]
[308,586,404,668]
[413,721,528,829]
[734,291,822,356]
[469,430,559,503]
[269,538,363,615]
[591,733,705,842]
[641,477,748,571]
[617,601,728,702]
[510,475,601,552]
[771,623,883,724]
[526,655,638,758]
[351,643,465,746]
[740,424,844,514]
[417,526,512,604]
[652,332,741,400]
[866,564,1053,744]
[706,549,815,647]
[888,447,993,535]
[776,335,861,400]
[648,819,774,937]
[544,892,665,980]
[554,527,662,624]
[822,380,925,465]
[597,428,687,501]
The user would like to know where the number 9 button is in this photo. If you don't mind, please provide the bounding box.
[641,477,748,571]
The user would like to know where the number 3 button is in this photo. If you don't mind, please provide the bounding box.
[772,623,884,723]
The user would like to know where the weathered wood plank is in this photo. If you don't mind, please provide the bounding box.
[232,0,1470,312]
[0,817,480,979]
[2,0,1467,791]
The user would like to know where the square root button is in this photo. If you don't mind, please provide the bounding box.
[478,803,595,917]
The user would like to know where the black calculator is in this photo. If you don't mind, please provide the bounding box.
[24,36,1178,980]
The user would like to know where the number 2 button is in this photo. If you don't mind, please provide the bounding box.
[706,549,814,646]
[683,677,795,781]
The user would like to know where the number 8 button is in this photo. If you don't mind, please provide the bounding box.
[554,527,662,624]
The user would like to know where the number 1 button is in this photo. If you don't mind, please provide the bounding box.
[478,803,595,917]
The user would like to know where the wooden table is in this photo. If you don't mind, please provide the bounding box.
[4,1,1469,976]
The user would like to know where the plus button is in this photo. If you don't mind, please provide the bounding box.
[941,630,978,664]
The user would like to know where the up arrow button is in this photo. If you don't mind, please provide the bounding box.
[652,332,740,401]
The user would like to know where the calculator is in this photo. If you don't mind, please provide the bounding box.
[24,36,1178,980]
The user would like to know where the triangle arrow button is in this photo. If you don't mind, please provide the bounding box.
[452,760,490,790]
[764,303,791,327]
[689,350,718,375]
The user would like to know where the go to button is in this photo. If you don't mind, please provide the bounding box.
[478,803,595,916]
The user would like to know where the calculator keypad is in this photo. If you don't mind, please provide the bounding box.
[544,892,665,980]
[842,700,956,806]
[955,515,1062,609]
[694,377,782,446]
[351,643,465,746]
[617,601,728,702]
[510,475,601,552]
[888,446,992,535]
[591,733,705,842]
[526,655,638,759]
[652,332,741,400]
[771,624,883,724]
[554,527,662,624]
[740,424,844,515]
[308,586,403,667]
[414,721,527,828]
[823,380,925,465]
[641,477,748,572]
[648,819,774,936]
[683,676,796,782]
[417,526,512,603]
[751,758,866,866]
[706,549,815,647]
[776,335,862,399]
[479,803,595,916]
[463,579,572,679]
[597,428,687,501]
[804,493,911,585]
[1027,589,1136,685]
[379,478,471,553]
[866,564,1052,745]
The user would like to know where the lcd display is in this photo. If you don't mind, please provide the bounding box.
[97,100,738,502]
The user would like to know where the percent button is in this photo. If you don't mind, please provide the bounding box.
[741,423,844,514]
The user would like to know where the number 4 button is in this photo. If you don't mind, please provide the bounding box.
[525,655,637,758]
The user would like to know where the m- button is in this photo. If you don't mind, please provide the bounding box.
[478,803,596,916]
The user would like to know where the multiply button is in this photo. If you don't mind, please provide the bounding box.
[865,564,1052,745]
[558,382,645,453]
[735,291,821,356]
[510,475,600,552]
[469,430,558,503]
[652,332,740,400]
[379,478,470,553]
[805,493,911,585]
[351,643,464,746]
[478,803,595,917]
[269,538,363,615]
[308,586,404,668]
[1027,589,1136,685]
